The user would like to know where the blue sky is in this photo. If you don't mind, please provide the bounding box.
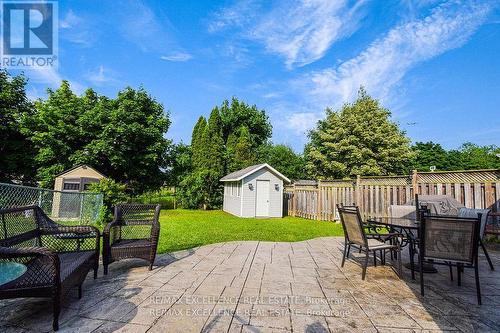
[14,0,500,152]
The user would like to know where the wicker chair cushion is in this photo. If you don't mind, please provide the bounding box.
[111,239,152,249]
[0,251,94,290]
[58,252,94,281]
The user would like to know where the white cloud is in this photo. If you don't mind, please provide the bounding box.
[59,9,94,46]
[285,112,323,135]
[160,52,193,62]
[209,0,366,69]
[29,67,85,94]
[60,9,82,29]
[85,66,119,86]
[302,0,495,106]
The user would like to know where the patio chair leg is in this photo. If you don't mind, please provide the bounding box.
[457,264,462,286]
[397,247,402,278]
[346,243,351,258]
[362,251,369,280]
[419,256,424,297]
[449,263,453,281]
[373,252,377,267]
[103,263,108,276]
[341,243,347,267]
[53,294,60,331]
[474,257,482,305]
[480,239,494,271]
[409,243,415,280]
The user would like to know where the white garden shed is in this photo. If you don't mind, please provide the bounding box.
[220,163,290,218]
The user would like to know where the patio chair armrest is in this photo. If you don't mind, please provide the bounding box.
[0,246,61,285]
[41,225,100,252]
[103,217,120,235]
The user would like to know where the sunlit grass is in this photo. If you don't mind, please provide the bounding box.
[157,209,343,253]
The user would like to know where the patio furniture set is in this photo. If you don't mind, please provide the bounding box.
[337,194,494,305]
[0,204,160,331]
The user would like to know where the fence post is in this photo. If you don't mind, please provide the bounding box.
[317,180,322,221]
[355,175,361,207]
[412,170,418,198]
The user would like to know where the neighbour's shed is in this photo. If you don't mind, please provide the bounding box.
[51,165,106,219]
[220,163,290,218]
[54,165,106,192]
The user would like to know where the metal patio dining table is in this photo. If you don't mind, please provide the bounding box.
[365,216,438,278]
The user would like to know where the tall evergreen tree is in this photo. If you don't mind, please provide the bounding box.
[233,126,256,171]
[305,88,414,178]
[191,116,207,170]
[202,107,225,176]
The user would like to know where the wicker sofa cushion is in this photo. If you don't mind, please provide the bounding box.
[58,252,94,281]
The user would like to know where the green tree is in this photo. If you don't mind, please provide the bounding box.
[258,143,305,180]
[453,143,500,170]
[164,143,192,186]
[305,88,414,178]
[191,116,206,170]
[0,70,35,183]
[24,81,90,186]
[226,126,257,172]
[412,141,450,171]
[77,87,171,193]
[200,108,225,176]
[219,97,272,147]
[25,82,171,193]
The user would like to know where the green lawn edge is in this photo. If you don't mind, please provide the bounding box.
[157,209,343,253]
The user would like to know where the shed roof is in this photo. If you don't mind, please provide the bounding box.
[55,164,106,178]
[220,163,290,183]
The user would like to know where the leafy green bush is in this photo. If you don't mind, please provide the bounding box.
[88,179,128,222]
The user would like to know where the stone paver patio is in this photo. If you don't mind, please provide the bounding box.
[1,237,499,332]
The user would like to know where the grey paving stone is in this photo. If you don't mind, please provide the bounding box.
[0,237,498,332]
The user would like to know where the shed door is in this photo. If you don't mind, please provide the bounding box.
[256,180,270,217]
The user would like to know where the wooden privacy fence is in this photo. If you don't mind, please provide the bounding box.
[283,169,500,221]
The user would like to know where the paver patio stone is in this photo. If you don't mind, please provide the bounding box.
[1,237,499,332]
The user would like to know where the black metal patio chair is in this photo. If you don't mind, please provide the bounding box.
[337,205,403,280]
[418,213,482,304]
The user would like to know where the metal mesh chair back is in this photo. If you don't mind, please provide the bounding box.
[421,215,479,263]
[338,206,366,247]
[0,206,40,248]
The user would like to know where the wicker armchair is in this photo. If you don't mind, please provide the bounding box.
[337,205,403,280]
[103,204,161,274]
[0,206,100,331]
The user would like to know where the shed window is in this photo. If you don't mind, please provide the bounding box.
[63,182,79,191]
[236,183,241,197]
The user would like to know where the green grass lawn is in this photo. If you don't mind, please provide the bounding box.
[157,209,343,253]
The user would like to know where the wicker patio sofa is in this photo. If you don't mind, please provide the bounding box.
[0,205,100,331]
[103,204,161,274]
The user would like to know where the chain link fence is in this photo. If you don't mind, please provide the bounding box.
[0,182,103,225]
